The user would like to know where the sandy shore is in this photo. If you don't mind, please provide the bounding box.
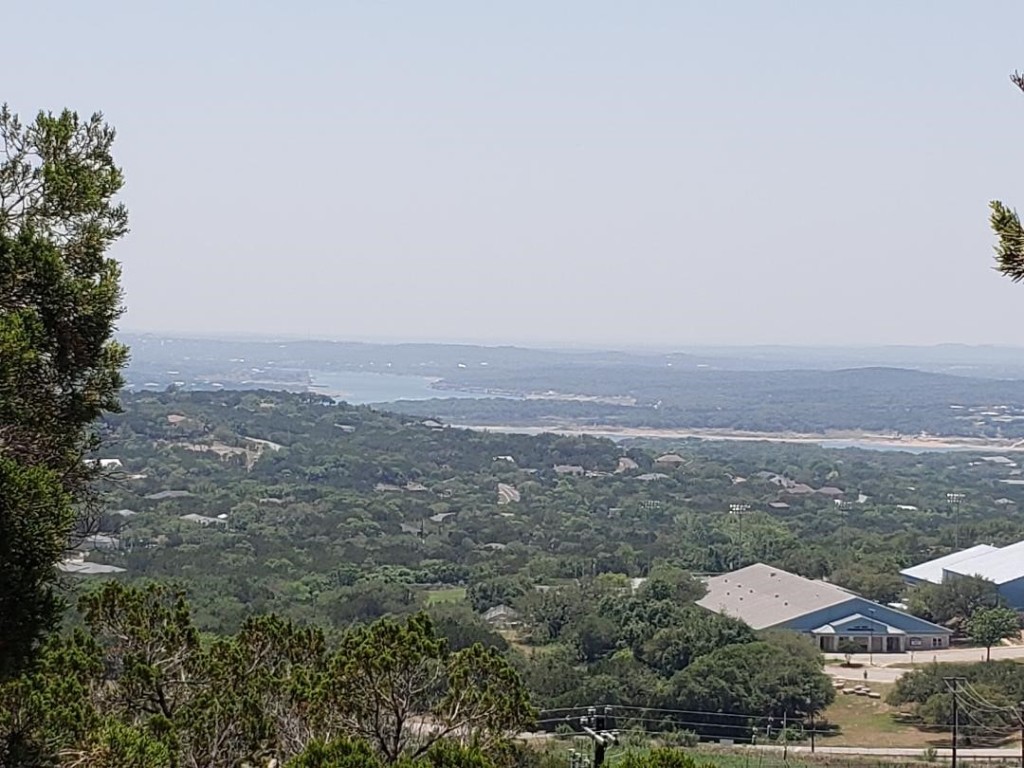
[455,424,1024,452]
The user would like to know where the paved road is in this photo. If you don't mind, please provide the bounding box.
[715,744,1022,760]
[825,645,1024,669]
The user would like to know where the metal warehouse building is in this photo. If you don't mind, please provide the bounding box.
[901,540,1024,608]
[698,563,952,654]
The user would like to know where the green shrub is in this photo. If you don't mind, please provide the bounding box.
[284,738,383,768]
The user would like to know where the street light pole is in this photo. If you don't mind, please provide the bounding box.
[946,493,965,550]
[834,500,852,548]
[730,503,750,568]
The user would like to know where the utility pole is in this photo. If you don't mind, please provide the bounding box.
[834,499,852,548]
[1019,701,1023,768]
[579,707,617,768]
[945,677,964,768]
[729,503,750,568]
[809,713,815,754]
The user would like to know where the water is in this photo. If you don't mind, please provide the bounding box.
[308,370,503,405]
[814,440,986,454]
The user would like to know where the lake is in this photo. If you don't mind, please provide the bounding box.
[308,370,505,405]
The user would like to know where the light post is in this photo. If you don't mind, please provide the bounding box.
[730,503,750,567]
[946,492,965,549]
[834,500,853,548]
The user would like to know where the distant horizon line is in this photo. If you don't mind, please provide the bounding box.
[114,328,1024,354]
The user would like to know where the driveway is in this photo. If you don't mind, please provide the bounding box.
[826,664,905,683]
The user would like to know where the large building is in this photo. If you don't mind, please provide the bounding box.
[698,563,951,654]
[901,540,1024,607]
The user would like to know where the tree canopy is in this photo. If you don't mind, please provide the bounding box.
[0,104,128,678]
[967,606,1020,662]
[990,72,1024,282]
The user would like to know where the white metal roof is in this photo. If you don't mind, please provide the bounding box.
[899,544,1000,585]
[812,613,906,636]
[697,563,854,630]
[944,540,1024,585]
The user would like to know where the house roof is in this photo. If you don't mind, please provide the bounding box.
[58,560,126,575]
[697,563,854,630]
[655,454,686,464]
[944,540,1024,585]
[483,604,519,621]
[900,545,1000,585]
[181,513,225,526]
[145,490,193,500]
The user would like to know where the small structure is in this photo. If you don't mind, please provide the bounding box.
[58,553,125,575]
[483,604,520,628]
[553,464,585,476]
[616,457,639,473]
[654,454,686,468]
[180,513,227,528]
[497,483,520,505]
[80,533,120,551]
[85,458,123,469]
[816,486,845,498]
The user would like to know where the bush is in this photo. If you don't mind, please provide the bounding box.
[661,729,700,748]
[620,748,711,768]
[284,738,383,768]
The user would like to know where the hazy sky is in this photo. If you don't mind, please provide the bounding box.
[8,2,1024,347]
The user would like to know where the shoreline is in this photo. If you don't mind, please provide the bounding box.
[452,424,1024,452]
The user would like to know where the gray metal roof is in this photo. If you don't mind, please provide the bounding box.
[900,545,1000,585]
[944,540,1024,585]
[697,563,856,630]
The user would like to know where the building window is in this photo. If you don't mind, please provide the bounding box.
[909,637,922,647]
[931,637,944,648]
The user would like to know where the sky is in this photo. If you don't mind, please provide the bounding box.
[7,1,1024,347]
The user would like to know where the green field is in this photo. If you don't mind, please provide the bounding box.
[423,586,467,605]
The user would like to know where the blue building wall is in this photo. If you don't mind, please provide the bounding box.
[998,577,1024,609]
[777,597,949,637]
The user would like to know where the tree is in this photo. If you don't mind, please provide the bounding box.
[572,614,619,663]
[967,607,1020,662]
[905,576,1000,629]
[837,639,862,667]
[324,613,534,763]
[0,104,128,678]
[667,641,835,733]
[991,72,1024,281]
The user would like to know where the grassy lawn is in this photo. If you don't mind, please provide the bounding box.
[422,586,466,605]
[819,683,943,748]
